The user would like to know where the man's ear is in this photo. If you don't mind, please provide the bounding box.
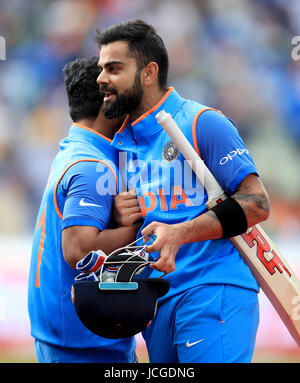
[141,62,159,87]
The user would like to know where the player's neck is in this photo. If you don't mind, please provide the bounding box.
[76,118,94,130]
[77,114,124,140]
[93,112,124,139]
[131,86,166,123]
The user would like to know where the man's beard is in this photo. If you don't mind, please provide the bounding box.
[101,71,143,119]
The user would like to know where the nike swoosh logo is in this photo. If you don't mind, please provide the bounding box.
[79,198,103,208]
[186,339,204,347]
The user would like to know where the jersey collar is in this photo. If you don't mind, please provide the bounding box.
[114,87,184,146]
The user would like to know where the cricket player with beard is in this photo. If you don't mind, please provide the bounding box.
[96,20,271,363]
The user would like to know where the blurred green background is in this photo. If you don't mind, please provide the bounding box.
[0,0,300,363]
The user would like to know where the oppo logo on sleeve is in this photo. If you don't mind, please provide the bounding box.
[219,149,249,165]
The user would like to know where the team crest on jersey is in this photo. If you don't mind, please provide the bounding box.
[163,140,179,161]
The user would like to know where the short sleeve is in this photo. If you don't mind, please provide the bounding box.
[57,160,118,231]
[196,110,258,195]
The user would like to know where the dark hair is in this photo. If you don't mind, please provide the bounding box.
[95,20,169,90]
[63,57,103,122]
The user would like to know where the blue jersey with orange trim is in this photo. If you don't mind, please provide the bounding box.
[111,87,260,302]
[28,123,135,352]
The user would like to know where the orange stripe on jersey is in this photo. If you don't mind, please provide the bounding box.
[192,107,222,157]
[132,87,174,127]
[35,204,47,287]
[116,115,130,134]
[73,116,130,139]
[53,159,118,219]
[73,123,113,143]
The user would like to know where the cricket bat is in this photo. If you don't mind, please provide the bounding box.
[156,110,300,348]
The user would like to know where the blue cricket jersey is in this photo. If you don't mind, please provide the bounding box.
[111,87,260,302]
[28,123,135,352]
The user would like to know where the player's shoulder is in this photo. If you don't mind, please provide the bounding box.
[69,139,106,159]
[55,142,117,185]
[179,98,226,123]
[64,156,117,181]
[58,156,118,199]
[195,105,238,136]
[60,139,115,167]
[177,99,236,137]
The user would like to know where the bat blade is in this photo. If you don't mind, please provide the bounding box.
[232,224,300,347]
[156,110,300,348]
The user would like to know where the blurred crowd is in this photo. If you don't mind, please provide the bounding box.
[0,0,299,237]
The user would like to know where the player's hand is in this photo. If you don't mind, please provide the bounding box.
[141,221,183,275]
[112,188,143,227]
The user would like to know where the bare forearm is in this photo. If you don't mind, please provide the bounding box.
[62,223,140,269]
[177,211,222,244]
[176,177,270,245]
[93,224,140,255]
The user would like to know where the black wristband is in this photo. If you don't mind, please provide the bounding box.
[210,197,248,238]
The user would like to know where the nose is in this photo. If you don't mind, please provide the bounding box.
[97,69,108,86]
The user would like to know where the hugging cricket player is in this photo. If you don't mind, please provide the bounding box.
[156,110,300,348]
